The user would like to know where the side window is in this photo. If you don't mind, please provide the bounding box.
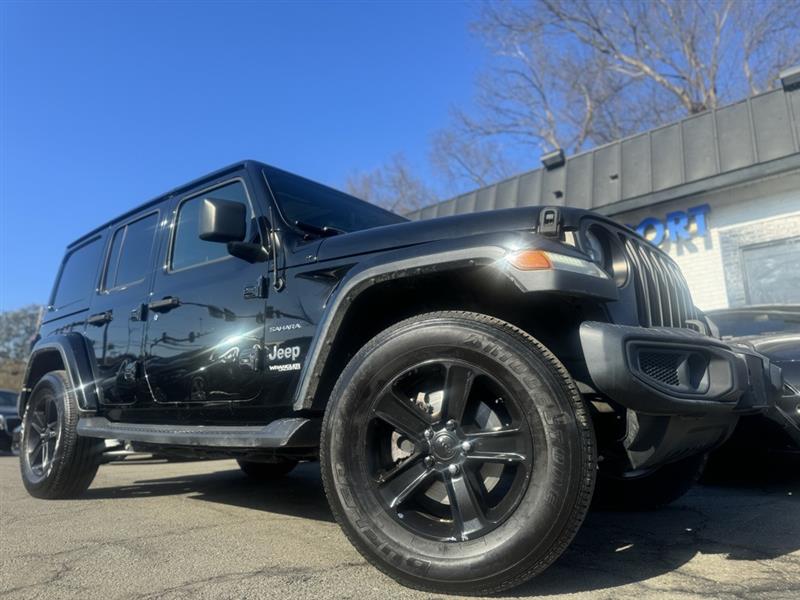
[103,212,159,291]
[51,237,104,311]
[171,180,251,271]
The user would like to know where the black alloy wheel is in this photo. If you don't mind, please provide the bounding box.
[24,389,61,483]
[367,359,534,542]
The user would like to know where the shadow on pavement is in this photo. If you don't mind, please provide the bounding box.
[85,461,336,523]
[84,454,800,597]
[514,453,800,597]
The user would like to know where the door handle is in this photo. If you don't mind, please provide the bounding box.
[87,311,113,326]
[147,296,181,313]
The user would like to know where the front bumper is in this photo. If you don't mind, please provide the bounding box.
[580,322,783,469]
[580,322,782,417]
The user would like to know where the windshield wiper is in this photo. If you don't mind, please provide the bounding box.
[294,221,346,238]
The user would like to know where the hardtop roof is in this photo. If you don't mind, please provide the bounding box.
[67,159,264,250]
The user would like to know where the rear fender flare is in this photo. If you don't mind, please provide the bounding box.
[19,334,99,417]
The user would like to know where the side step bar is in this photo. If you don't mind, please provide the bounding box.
[77,417,321,449]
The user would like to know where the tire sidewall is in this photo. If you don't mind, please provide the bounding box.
[322,314,592,590]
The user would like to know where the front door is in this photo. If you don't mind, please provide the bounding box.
[84,210,162,407]
[142,175,268,423]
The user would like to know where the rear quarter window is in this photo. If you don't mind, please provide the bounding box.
[102,212,159,291]
[50,237,103,312]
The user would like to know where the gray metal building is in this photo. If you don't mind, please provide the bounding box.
[408,70,800,311]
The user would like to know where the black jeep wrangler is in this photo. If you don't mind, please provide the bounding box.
[18,161,782,594]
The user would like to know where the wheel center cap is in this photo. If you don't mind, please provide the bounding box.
[431,432,459,461]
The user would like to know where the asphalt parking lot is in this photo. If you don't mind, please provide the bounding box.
[1,455,798,600]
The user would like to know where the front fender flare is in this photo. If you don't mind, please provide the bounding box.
[292,239,617,411]
[292,245,507,410]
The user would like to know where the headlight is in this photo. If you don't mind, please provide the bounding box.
[581,224,630,287]
[584,228,606,266]
[506,250,610,279]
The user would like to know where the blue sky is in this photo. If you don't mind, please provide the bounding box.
[0,1,490,311]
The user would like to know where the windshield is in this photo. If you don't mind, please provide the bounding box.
[0,390,18,408]
[710,309,800,339]
[264,167,407,235]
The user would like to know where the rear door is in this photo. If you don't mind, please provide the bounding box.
[141,174,268,423]
[83,210,162,406]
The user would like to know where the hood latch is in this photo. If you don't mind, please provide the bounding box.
[538,207,562,237]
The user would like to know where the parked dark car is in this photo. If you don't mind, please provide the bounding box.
[17,161,782,594]
[0,389,21,453]
[707,305,800,453]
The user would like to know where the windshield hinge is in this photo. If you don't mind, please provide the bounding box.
[244,275,269,299]
[538,207,562,237]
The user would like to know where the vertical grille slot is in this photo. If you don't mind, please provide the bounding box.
[621,234,696,328]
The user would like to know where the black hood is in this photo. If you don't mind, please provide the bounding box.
[314,206,549,262]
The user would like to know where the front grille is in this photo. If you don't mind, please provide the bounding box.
[621,235,698,328]
[639,351,681,386]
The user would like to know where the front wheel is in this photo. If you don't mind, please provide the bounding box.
[19,371,102,499]
[321,312,596,595]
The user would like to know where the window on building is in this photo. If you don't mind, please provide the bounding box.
[103,212,159,291]
[171,180,251,271]
[742,237,800,305]
[51,237,104,311]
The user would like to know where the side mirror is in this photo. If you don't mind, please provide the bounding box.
[198,198,246,243]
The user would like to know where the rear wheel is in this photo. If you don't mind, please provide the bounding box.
[321,311,596,595]
[594,453,707,510]
[237,459,297,479]
[19,371,102,499]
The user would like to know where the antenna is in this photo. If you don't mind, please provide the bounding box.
[268,206,284,291]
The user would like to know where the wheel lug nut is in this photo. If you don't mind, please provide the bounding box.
[424,428,433,439]
[461,441,472,453]
[424,456,436,468]
[448,464,460,475]
[445,420,457,431]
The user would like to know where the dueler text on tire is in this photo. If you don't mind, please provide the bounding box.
[19,371,102,499]
[321,311,596,595]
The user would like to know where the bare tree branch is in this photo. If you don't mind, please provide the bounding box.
[430,129,518,190]
[435,0,800,185]
[345,154,437,214]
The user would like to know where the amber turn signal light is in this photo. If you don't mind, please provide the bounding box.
[507,250,553,270]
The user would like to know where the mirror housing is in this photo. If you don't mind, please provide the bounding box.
[198,197,246,243]
[227,241,268,263]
